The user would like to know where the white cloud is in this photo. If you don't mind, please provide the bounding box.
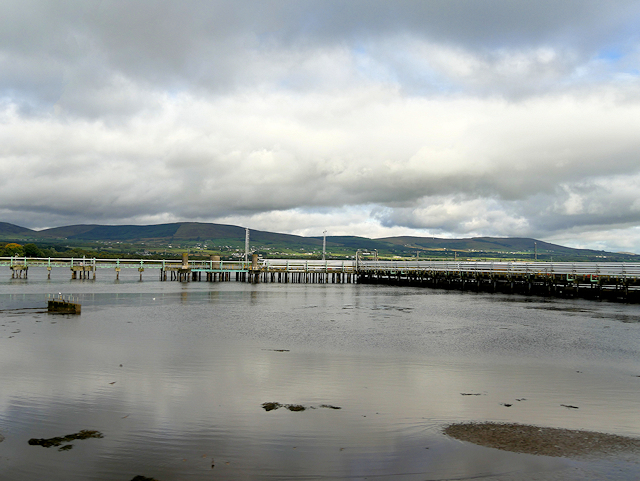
[2,1,640,252]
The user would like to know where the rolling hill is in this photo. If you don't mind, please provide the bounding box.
[0,221,636,260]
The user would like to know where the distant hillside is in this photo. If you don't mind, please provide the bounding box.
[0,221,637,260]
[37,223,183,240]
[378,236,595,255]
[33,222,324,246]
[0,222,35,236]
[320,236,391,250]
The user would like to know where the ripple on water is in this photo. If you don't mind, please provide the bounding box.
[0,280,639,480]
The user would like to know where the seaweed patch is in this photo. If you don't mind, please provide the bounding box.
[28,429,103,451]
[262,402,342,411]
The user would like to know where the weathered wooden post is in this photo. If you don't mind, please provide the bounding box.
[210,255,220,282]
[251,254,258,282]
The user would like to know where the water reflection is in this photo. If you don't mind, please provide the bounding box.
[0,276,639,480]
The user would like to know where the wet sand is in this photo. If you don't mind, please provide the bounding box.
[445,422,640,458]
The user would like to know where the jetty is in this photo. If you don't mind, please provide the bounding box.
[3,256,640,302]
[47,294,81,314]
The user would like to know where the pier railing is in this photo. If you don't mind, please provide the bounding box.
[0,256,358,273]
[260,259,356,273]
[356,260,640,278]
[2,257,640,278]
[5,256,640,300]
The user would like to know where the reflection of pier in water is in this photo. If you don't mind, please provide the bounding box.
[2,255,640,301]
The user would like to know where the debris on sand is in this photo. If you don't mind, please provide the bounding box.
[262,402,342,411]
[28,430,103,451]
[444,422,640,458]
[130,476,159,481]
[262,402,283,411]
[561,404,579,409]
[460,393,483,396]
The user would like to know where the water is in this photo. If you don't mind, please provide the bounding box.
[1,268,639,480]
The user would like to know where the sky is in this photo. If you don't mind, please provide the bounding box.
[1,1,640,253]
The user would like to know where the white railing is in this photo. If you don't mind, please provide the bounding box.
[356,260,640,278]
[2,257,640,278]
[46,293,80,303]
[260,259,355,273]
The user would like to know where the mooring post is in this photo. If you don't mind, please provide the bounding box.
[251,254,259,283]
[211,255,220,282]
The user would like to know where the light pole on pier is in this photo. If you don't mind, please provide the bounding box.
[245,228,250,263]
[323,230,327,261]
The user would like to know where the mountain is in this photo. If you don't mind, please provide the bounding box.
[378,236,583,254]
[33,222,323,246]
[0,221,636,260]
[0,222,35,236]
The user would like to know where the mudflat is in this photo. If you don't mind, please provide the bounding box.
[444,422,640,458]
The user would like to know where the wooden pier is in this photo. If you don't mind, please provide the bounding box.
[3,256,640,302]
[357,260,640,302]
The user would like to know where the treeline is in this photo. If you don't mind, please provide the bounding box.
[0,242,168,259]
[0,243,44,257]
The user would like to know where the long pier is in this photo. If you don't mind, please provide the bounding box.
[0,255,357,283]
[358,260,640,302]
[2,256,640,301]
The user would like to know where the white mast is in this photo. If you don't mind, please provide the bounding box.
[245,227,250,263]
[323,230,327,261]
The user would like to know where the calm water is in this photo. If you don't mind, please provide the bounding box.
[1,268,639,480]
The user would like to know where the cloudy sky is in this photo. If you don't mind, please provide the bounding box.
[1,1,640,252]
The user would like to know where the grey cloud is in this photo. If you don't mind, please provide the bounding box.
[2,1,640,252]
[3,0,640,112]
[2,86,640,231]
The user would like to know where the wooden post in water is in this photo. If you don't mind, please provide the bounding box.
[251,254,258,283]
[211,255,220,282]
